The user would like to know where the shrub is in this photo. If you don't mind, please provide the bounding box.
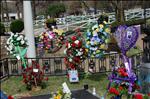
[10,19,24,33]
[0,22,5,35]
[97,14,109,24]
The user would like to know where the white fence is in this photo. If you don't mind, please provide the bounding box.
[33,8,150,31]
[3,8,150,32]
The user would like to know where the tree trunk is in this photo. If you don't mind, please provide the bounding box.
[112,1,125,23]
[16,0,20,19]
[94,0,97,14]
[0,1,3,21]
[4,0,9,21]
[32,0,36,20]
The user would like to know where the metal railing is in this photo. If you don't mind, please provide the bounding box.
[0,52,143,80]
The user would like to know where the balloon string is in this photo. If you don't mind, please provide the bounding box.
[17,46,26,68]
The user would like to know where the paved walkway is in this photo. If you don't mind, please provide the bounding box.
[20,89,100,99]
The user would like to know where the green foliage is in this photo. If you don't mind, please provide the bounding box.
[10,19,24,33]
[46,18,56,24]
[40,82,47,89]
[47,3,66,17]
[0,22,5,35]
[26,83,32,90]
[45,18,57,29]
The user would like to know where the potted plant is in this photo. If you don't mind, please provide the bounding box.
[10,19,24,33]
[45,18,57,30]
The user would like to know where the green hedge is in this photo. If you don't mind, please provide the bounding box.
[10,19,24,33]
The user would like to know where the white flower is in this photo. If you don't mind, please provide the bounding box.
[14,34,18,37]
[69,58,72,62]
[68,43,71,48]
[19,35,23,39]
[74,40,79,44]
[17,37,21,41]
[21,40,25,45]
[80,48,83,51]
[64,49,67,54]
[16,55,20,60]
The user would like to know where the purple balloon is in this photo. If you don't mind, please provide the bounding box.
[114,25,139,55]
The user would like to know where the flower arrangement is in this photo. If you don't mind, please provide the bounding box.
[50,87,71,99]
[84,21,111,58]
[5,33,28,59]
[107,25,142,98]
[108,66,140,98]
[38,31,55,50]
[37,28,65,56]
[64,30,86,69]
[5,33,28,68]
[22,61,48,90]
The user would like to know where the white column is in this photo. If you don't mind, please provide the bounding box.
[23,1,36,58]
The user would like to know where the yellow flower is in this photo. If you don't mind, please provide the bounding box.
[53,29,64,36]
[105,28,111,33]
[85,49,88,52]
[95,28,99,32]
[86,41,90,45]
[99,24,104,28]
[103,21,107,24]
[100,44,105,49]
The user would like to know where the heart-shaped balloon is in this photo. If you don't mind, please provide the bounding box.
[114,25,140,55]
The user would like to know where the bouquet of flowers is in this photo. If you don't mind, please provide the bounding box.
[64,31,86,69]
[50,87,71,99]
[5,33,28,68]
[108,66,140,98]
[22,61,48,90]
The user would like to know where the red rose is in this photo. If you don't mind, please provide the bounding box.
[8,95,14,99]
[134,93,143,99]
[71,36,77,41]
[109,87,119,95]
[71,43,76,48]
[70,64,75,69]
[148,93,150,96]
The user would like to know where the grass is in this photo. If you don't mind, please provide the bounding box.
[1,73,141,99]
[1,73,110,97]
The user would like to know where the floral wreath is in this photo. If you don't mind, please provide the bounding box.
[37,28,65,56]
[64,31,86,69]
[84,21,111,58]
